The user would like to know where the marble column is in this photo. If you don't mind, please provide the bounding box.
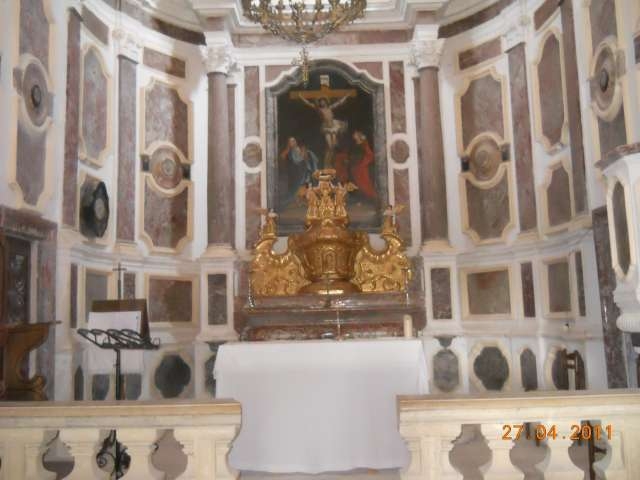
[113,29,142,244]
[413,37,448,246]
[206,45,235,248]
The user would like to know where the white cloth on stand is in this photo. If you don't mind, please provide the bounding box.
[214,339,428,474]
[85,311,144,374]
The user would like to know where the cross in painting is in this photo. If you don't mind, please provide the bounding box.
[290,75,357,167]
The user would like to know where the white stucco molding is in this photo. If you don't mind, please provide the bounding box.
[202,32,235,74]
[113,28,143,63]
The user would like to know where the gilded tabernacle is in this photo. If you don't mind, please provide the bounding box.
[249,169,411,296]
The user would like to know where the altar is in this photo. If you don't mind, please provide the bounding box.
[214,339,428,473]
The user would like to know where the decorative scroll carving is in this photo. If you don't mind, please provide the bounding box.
[249,170,410,296]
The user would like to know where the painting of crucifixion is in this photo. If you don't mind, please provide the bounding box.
[267,63,387,234]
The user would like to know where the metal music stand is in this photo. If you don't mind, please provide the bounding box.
[77,299,159,479]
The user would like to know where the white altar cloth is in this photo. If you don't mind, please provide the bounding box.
[214,339,428,473]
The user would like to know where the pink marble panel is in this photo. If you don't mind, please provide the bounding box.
[124,272,136,300]
[82,48,108,161]
[458,38,502,70]
[537,34,565,147]
[534,0,558,30]
[467,269,511,316]
[16,124,46,206]
[354,62,383,81]
[598,108,628,160]
[244,66,260,138]
[465,174,510,240]
[389,61,406,134]
[266,65,293,83]
[19,0,49,67]
[547,166,572,227]
[148,278,192,323]
[63,10,82,227]
[393,169,412,243]
[116,56,137,242]
[460,74,504,150]
[589,0,618,50]
[82,6,109,45]
[143,185,189,249]
[245,172,261,249]
[143,48,186,78]
[145,82,189,158]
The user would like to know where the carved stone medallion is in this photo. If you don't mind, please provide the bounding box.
[21,61,51,127]
[469,136,502,181]
[150,148,183,189]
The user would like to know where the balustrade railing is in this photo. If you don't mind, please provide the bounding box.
[0,399,241,479]
[398,389,640,479]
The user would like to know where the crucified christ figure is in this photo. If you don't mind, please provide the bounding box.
[297,93,351,167]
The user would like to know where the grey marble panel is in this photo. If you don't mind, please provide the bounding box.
[473,346,509,391]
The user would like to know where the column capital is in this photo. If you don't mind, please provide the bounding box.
[113,28,143,63]
[411,39,445,70]
[502,15,531,51]
[203,44,234,75]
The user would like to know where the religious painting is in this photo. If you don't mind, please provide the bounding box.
[266,60,388,234]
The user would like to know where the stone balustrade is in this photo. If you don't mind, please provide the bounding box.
[0,399,241,479]
[398,389,640,479]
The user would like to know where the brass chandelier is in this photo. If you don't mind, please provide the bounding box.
[242,0,367,45]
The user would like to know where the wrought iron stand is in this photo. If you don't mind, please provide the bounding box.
[77,328,159,478]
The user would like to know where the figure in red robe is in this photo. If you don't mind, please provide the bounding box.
[348,130,377,200]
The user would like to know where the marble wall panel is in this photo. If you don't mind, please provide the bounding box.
[228,84,236,174]
[145,82,189,158]
[245,172,261,249]
[473,346,509,390]
[81,48,108,162]
[265,65,291,83]
[598,109,628,159]
[16,126,46,206]
[143,48,185,78]
[234,31,410,47]
[635,36,640,64]
[63,10,82,227]
[245,66,260,138]
[521,262,536,318]
[465,174,510,241]
[575,251,586,316]
[208,274,227,326]
[393,169,411,243]
[154,354,192,398]
[508,44,537,231]
[537,34,565,147]
[74,366,83,400]
[433,349,459,392]
[70,264,78,328]
[124,272,136,300]
[143,183,189,249]
[19,0,49,66]
[148,278,192,323]
[589,0,618,51]
[467,269,511,316]
[534,0,558,30]
[520,349,538,391]
[460,74,504,149]
[354,62,383,81]
[592,207,627,388]
[551,349,569,390]
[612,182,631,275]
[431,268,452,320]
[560,0,588,214]
[413,78,422,163]
[389,61,406,134]
[548,260,571,313]
[116,56,137,242]
[458,38,501,70]
[82,6,109,45]
[547,166,572,226]
[85,271,108,323]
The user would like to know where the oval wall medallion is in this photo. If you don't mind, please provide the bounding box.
[21,61,50,127]
[80,178,110,238]
[150,147,183,189]
[591,40,623,121]
[390,139,410,164]
[469,136,502,181]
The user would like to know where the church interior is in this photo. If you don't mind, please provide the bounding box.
[1,0,640,478]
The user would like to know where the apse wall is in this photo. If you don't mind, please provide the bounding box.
[1,0,638,401]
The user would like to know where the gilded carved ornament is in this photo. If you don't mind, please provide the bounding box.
[249,170,411,296]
